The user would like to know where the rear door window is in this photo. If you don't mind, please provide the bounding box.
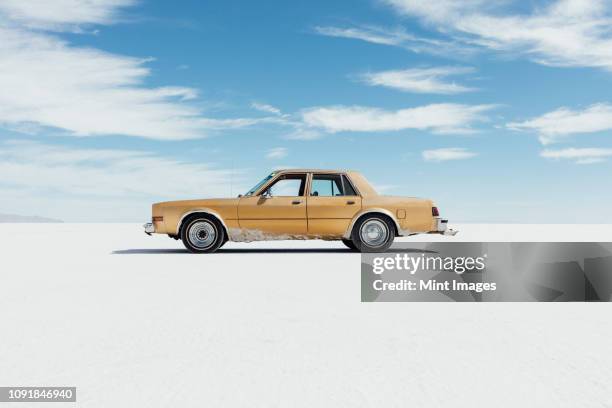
[311,174,357,197]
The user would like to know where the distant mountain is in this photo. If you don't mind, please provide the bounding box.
[0,213,63,223]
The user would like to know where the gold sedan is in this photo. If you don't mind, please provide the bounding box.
[144,169,454,253]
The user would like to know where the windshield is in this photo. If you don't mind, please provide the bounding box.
[244,172,275,196]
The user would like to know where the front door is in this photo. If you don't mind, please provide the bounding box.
[307,173,362,236]
[238,173,307,237]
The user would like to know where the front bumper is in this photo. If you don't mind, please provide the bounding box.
[144,222,155,235]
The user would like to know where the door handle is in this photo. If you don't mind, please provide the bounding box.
[292,200,302,205]
[346,200,355,205]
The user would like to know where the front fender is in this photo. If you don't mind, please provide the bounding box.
[176,208,228,236]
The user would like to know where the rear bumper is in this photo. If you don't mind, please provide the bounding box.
[432,218,458,236]
[144,222,155,235]
[437,218,448,232]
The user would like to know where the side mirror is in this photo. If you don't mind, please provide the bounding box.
[237,194,243,198]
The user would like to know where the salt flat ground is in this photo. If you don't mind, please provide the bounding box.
[1,224,611,407]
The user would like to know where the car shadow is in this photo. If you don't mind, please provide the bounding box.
[112,248,190,254]
[112,248,353,254]
[112,248,438,255]
[221,248,352,254]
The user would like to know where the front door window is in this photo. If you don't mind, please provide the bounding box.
[264,174,306,197]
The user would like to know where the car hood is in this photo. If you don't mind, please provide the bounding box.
[153,197,240,208]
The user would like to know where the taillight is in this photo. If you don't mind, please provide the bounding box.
[432,207,440,216]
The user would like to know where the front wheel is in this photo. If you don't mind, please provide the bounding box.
[181,216,225,253]
[351,215,395,253]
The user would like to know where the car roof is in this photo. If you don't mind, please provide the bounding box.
[274,169,354,174]
[256,169,378,197]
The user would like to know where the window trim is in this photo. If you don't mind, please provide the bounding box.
[341,174,358,196]
[342,173,361,196]
[342,173,361,197]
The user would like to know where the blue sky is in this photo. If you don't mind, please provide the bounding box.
[1,0,611,222]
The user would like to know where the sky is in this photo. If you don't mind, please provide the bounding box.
[1,0,612,222]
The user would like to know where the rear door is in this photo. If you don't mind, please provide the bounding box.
[238,173,307,236]
[307,173,362,236]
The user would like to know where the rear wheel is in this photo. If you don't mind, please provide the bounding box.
[351,215,395,253]
[341,239,358,251]
[181,216,225,253]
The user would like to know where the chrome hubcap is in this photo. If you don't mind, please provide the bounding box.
[360,219,388,247]
[188,221,217,249]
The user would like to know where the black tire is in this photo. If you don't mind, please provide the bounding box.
[181,215,225,253]
[219,237,228,248]
[351,215,395,253]
[341,238,358,251]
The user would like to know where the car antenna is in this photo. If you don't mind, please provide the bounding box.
[229,159,234,197]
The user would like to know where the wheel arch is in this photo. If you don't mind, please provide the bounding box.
[177,209,229,239]
[343,209,404,239]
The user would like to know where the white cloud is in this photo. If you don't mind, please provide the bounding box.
[0,140,246,221]
[265,147,288,159]
[315,25,411,46]
[301,103,494,134]
[383,0,492,23]
[251,102,282,115]
[283,128,323,141]
[382,0,612,71]
[0,0,136,30]
[422,147,478,162]
[540,147,612,164]
[313,24,472,56]
[0,1,268,140]
[360,66,476,94]
[507,103,612,144]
